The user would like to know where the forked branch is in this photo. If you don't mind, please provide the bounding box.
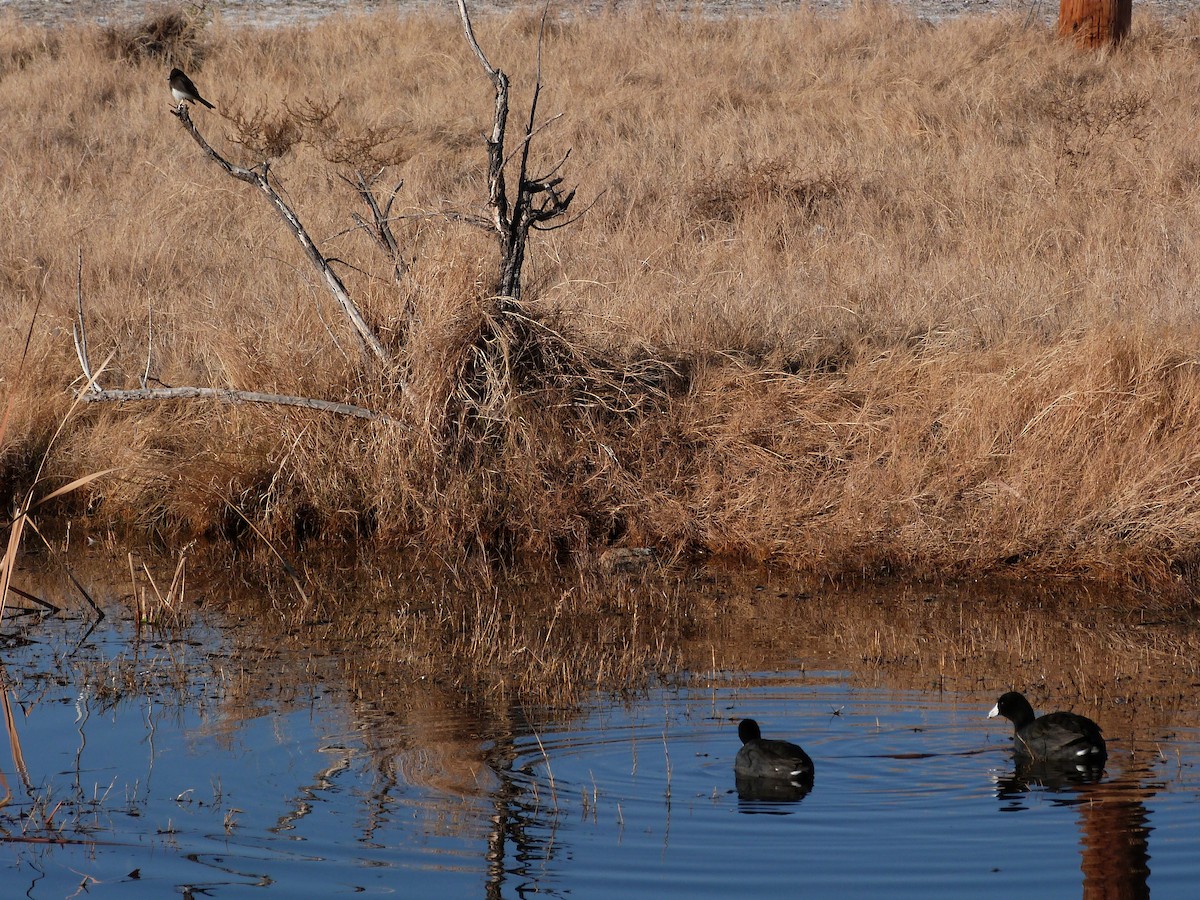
[343,169,408,286]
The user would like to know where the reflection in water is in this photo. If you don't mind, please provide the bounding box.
[995,759,1106,805]
[734,770,814,808]
[271,744,354,835]
[995,759,1156,899]
[485,740,556,900]
[1079,766,1154,900]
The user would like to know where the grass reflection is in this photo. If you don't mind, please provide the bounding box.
[1,560,1198,896]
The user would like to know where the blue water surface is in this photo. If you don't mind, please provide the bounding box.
[1,612,1197,898]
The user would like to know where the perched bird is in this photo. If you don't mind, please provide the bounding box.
[988,691,1107,766]
[169,67,215,109]
[734,718,814,782]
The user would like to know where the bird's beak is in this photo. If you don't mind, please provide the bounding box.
[987,704,1000,719]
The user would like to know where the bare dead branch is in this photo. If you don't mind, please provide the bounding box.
[457,0,500,82]
[456,1,578,302]
[533,188,604,232]
[536,147,571,182]
[79,385,407,427]
[171,104,398,374]
[457,0,513,252]
[500,113,564,173]
[340,169,408,285]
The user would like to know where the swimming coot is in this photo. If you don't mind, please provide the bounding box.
[987,691,1107,766]
[734,718,814,782]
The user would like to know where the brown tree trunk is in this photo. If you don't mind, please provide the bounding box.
[1058,0,1133,48]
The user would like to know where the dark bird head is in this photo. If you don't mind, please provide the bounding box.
[988,691,1037,729]
[737,718,763,744]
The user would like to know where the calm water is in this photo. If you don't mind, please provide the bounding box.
[2,610,1197,898]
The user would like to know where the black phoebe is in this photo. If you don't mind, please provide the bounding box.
[169,68,214,109]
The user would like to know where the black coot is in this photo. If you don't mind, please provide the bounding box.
[734,718,814,783]
[987,691,1107,766]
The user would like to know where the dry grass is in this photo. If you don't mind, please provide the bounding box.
[4,5,1200,589]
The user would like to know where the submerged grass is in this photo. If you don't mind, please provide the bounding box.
[2,6,1200,589]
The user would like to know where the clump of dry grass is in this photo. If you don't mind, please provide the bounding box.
[99,5,207,65]
[4,6,1200,590]
[690,160,851,227]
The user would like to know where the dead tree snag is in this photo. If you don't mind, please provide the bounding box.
[457,0,576,303]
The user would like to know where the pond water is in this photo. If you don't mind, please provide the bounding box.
[2,603,1198,898]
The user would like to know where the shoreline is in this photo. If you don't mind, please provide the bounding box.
[3,0,1196,30]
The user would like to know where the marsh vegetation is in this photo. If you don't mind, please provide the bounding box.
[0,5,1199,592]
[4,3,1200,892]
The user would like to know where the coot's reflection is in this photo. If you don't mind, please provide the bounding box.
[993,758,1154,900]
[995,758,1106,805]
[735,770,814,810]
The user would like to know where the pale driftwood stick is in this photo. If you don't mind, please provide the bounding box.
[170,104,396,371]
[79,385,406,426]
[69,266,400,424]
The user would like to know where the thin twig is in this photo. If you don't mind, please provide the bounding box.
[141,301,153,389]
[500,113,565,172]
